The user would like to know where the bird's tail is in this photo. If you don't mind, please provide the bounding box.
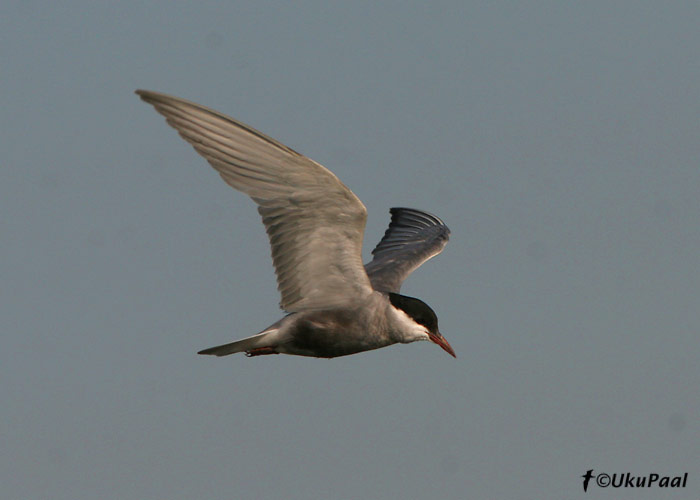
[198,329,278,357]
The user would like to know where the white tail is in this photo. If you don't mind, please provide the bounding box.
[198,330,278,357]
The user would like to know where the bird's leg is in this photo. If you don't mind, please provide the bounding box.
[245,347,279,357]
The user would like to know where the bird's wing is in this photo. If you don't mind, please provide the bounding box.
[137,90,373,312]
[364,208,450,293]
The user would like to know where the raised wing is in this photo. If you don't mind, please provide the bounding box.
[136,90,373,312]
[364,208,450,292]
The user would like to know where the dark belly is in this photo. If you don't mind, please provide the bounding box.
[287,311,392,358]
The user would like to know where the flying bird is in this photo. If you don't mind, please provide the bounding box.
[136,90,454,359]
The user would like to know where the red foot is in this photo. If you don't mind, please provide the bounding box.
[246,346,279,357]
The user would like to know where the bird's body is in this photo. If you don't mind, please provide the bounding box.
[137,90,455,359]
[198,291,437,358]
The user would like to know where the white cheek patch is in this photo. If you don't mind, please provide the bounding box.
[390,305,430,342]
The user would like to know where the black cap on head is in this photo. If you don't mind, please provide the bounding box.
[388,293,439,333]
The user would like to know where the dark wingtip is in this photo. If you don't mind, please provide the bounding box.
[135,89,159,104]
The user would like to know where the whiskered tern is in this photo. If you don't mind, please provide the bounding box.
[136,90,455,359]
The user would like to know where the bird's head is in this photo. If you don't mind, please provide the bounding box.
[388,293,456,358]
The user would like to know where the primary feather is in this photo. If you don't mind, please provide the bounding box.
[365,207,450,292]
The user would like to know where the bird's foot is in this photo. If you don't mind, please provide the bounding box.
[245,347,279,357]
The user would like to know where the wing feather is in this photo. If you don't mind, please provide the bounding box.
[137,90,373,311]
[364,207,450,292]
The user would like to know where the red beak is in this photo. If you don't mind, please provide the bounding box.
[428,331,456,358]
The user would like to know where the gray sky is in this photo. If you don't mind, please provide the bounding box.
[2,2,698,499]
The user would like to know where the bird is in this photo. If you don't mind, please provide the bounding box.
[136,90,455,359]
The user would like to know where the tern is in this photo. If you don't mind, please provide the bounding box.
[136,90,455,359]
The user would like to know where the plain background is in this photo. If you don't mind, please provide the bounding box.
[2,2,698,499]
